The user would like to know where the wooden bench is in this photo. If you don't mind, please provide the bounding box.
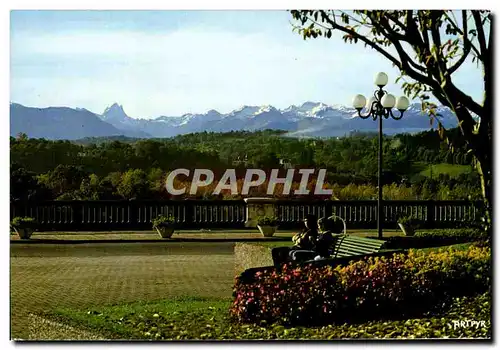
[238,235,402,284]
[293,234,388,263]
[329,235,387,259]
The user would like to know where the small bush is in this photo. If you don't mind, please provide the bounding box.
[383,228,489,250]
[256,216,278,226]
[397,214,424,230]
[230,245,490,326]
[152,215,175,229]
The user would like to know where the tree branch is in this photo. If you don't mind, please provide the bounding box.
[448,10,471,74]
[374,14,429,74]
[318,10,402,68]
[446,82,484,116]
[429,11,447,73]
[481,12,492,114]
[404,10,426,49]
[442,11,482,58]
[386,10,408,33]
[472,11,488,58]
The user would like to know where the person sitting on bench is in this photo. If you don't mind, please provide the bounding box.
[271,214,319,266]
[288,214,320,262]
[313,216,345,260]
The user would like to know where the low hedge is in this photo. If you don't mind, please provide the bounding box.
[414,228,489,240]
[231,244,490,326]
[382,228,489,250]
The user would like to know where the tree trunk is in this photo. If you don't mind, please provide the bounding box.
[448,102,492,233]
[476,157,492,230]
[475,117,493,233]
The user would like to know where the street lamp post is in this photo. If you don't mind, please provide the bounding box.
[352,72,410,239]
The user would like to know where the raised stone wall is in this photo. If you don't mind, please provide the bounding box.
[234,242,274,276]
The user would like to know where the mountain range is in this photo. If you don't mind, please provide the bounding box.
[10,101,458,140]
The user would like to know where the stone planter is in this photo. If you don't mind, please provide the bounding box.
[398,223,415,237]
[155,226,175,239]
[14,227,34,239]
[243,197,277,228]
[257,225,278,237]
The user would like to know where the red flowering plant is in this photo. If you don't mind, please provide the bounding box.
[230,245,490,326]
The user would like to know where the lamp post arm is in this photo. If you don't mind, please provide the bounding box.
[356,110,374,119]
[387,109,405,120]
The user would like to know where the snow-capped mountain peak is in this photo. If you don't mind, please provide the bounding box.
[11,100,457,140]
[206,109,221,116]
[103,102,125,115]
[256,105,277,114]
[102,103,131,122]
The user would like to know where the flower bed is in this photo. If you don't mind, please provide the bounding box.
[231,244,490,326]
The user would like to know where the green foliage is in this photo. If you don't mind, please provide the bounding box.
[10,217,37,229]
[257,216,278,226]
[117,169,149,199]
[152,215,176,229]
[397,214,424,229]
[415,228,489,241]
[10,167,39,200]
[36,164,86,199]
[10,129,481,201]
[231,245,490,326]
[420,163,473,179]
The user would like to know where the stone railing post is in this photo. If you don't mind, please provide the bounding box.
[243,197,277,228]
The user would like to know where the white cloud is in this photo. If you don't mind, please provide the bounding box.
[10,22,483,117]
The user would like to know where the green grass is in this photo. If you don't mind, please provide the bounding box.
[52,293,491,340]
[53,296,232,340]
[420,163,473,178]
[416,242,476,254]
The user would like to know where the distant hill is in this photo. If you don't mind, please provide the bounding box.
[10,103,151,140]
[10,101,458,140]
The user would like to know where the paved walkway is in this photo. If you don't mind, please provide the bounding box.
[10,241,235,340]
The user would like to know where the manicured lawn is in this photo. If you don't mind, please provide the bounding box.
[420,163,473,178]
[52,292,491,340]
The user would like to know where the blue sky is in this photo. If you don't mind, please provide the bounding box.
[10,10,485,118]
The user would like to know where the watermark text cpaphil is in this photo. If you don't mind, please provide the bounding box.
[165,168,333,196]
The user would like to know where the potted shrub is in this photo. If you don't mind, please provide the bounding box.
[11,217,37,239]
[256,216,279,237]
[152,215,176,239]
[397,215,423,237]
